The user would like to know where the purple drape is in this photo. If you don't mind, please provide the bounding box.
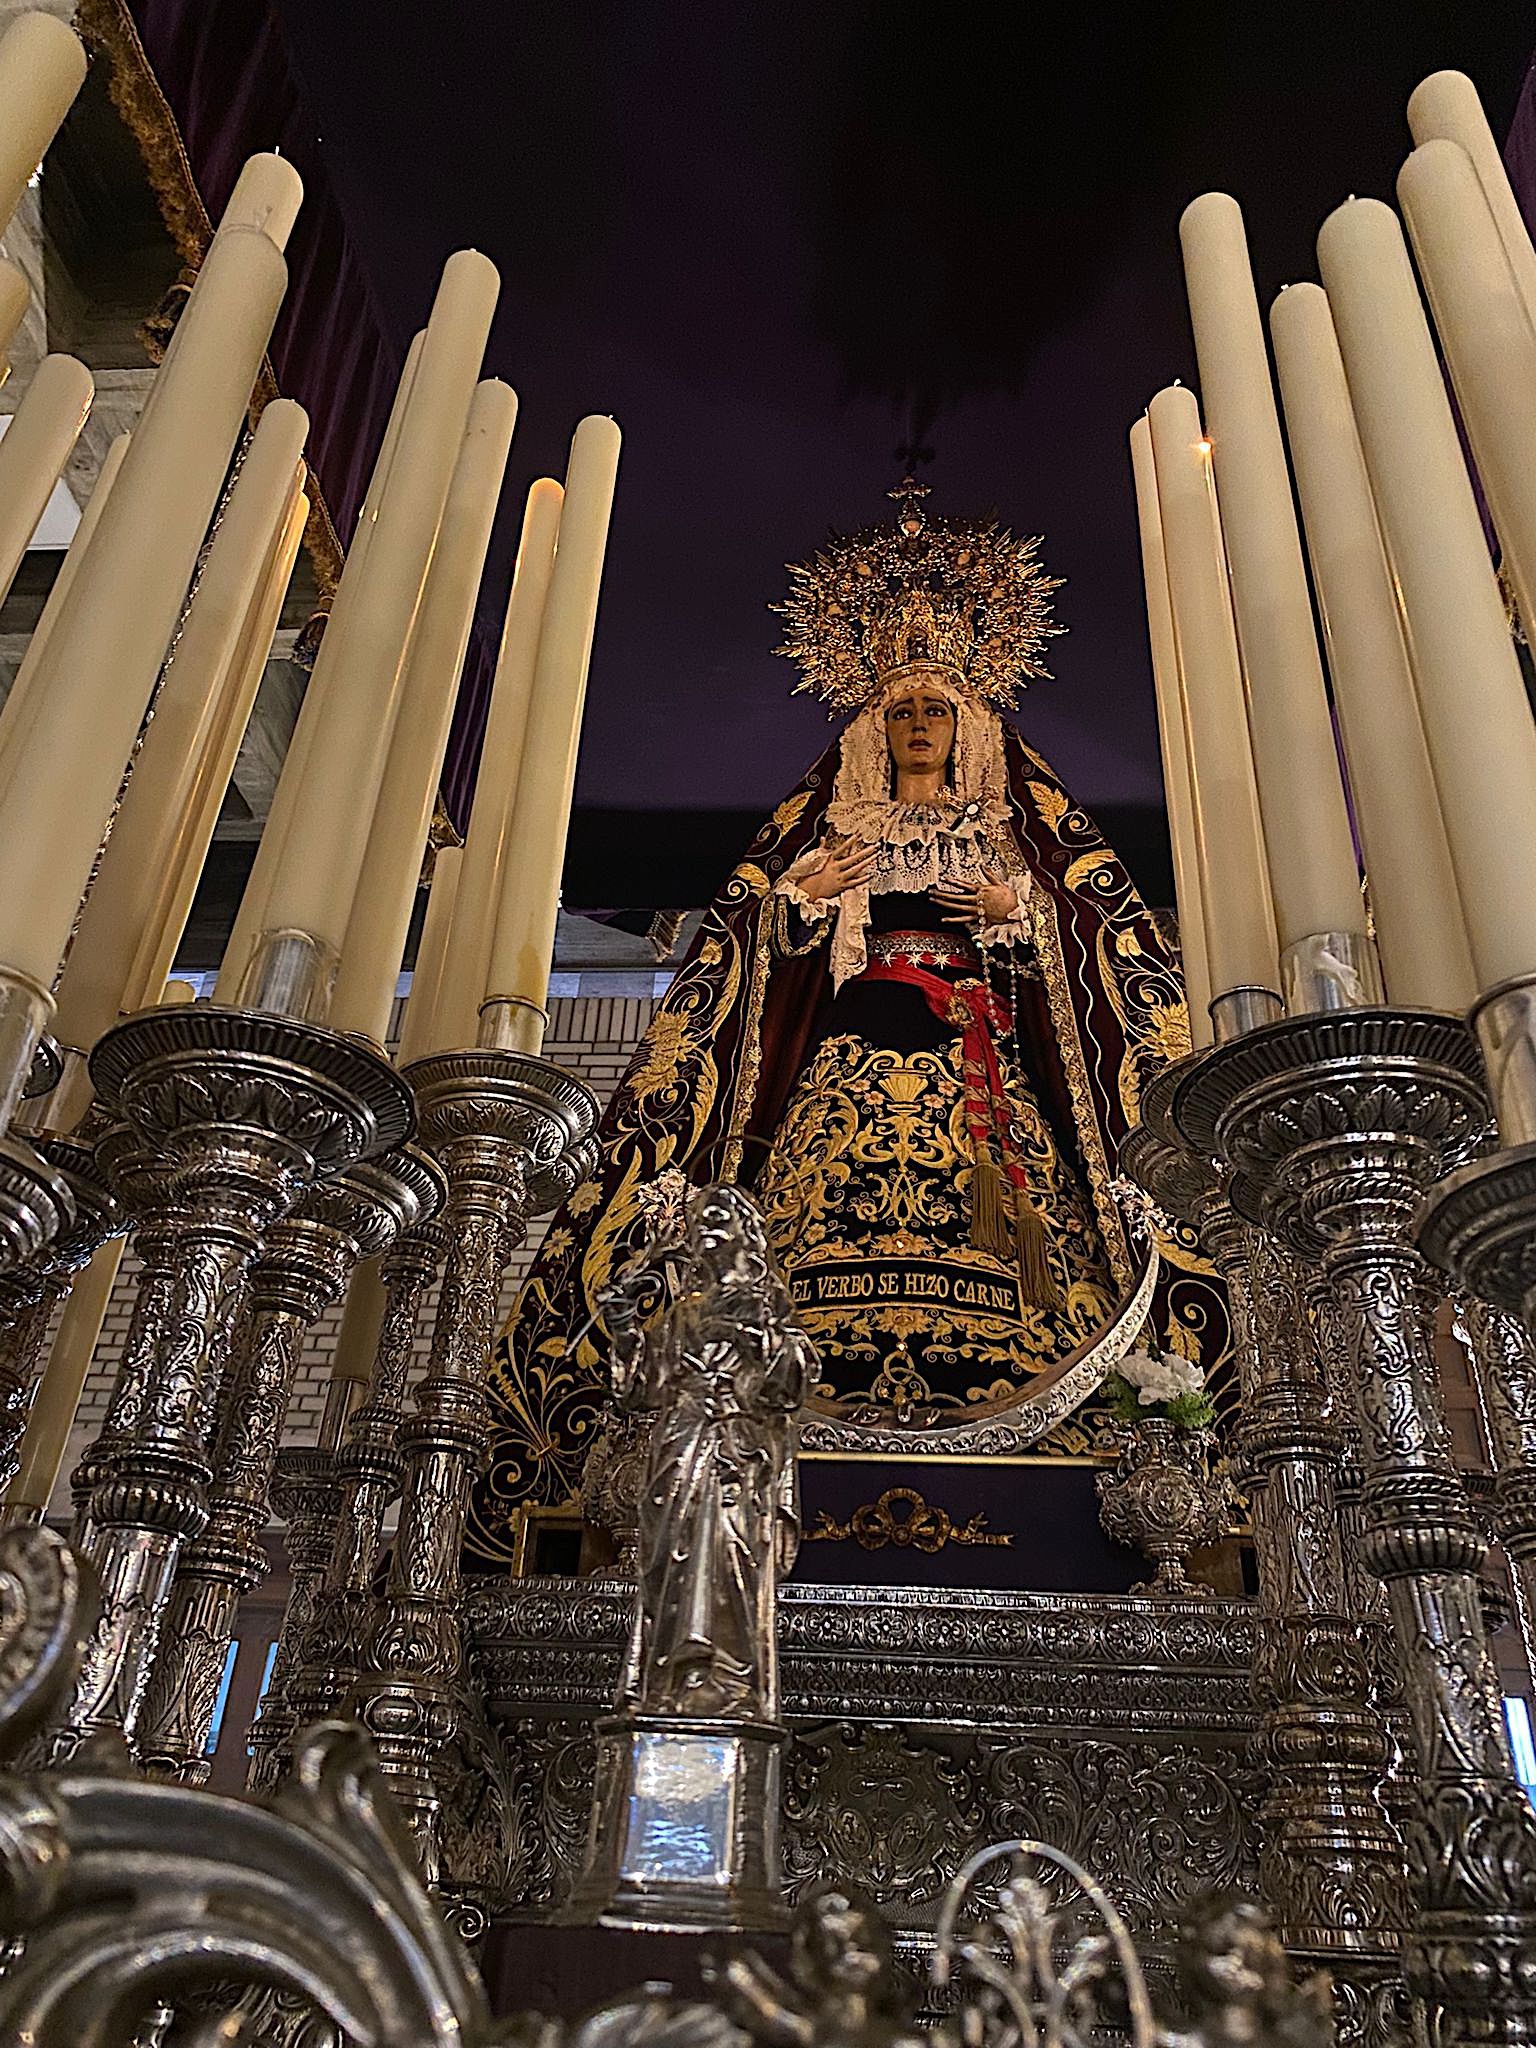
[1505,53,1536,233]
[121,0,493,828]
[125,0,399,550]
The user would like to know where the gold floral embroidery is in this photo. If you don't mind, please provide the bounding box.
[1026,780,1069,830]
[769,789,815,835]
[629,1010,697,1103]
[755,1032,1115,1446]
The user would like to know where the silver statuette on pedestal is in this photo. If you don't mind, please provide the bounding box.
[568,1181,813,1932]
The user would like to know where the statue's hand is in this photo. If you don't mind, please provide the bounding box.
[932,862,1018,930]
[798,841,877,902]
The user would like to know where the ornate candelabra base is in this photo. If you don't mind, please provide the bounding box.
[136,1142,440,1781]
[1122,1084,1409,1969]
[250,1188,447,1797]
[43,1005,411,1764]
[1445,1296,1536,1691]
[1176,1008,1536,2043]
[248,1424,352,1782]
[565,1715,789,1934]
[352,1048,596,1885]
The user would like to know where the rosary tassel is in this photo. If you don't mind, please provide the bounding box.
[969,1150,1062,1311]
[969,1148,1014,1263]
[1012,1191,1062,1312]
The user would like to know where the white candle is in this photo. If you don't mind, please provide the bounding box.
[482,417,620,1051]
[217,153,305,251]
[0,260,28,371]
[1179,194,1363,955]
[1408,70,1536,334]
[329,378,518,1044]
[215,333,425,1002]
[431,476,563,1052]
[0,353,92,601]
[397,845,462,1066]
[1318,196,1536,990]
[347,332,425,558]
[233,251,498,1001]
[329,1258,386,1384]
[1146,385,1279,1002]
[1129,416,1212,1049]
[129,484,308,1016]
[0,12,85,235]
[0,429,128,804]
[1400,140,1536,659]
[51,400,309,1049]
[1269,282,1474,1014]
[0,207,293,993]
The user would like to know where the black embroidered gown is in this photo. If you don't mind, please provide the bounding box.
[754,885,1116,1423]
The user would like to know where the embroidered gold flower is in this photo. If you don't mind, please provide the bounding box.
[628,1008,694,1101]
[1141,998,1191,1065]
[567,1180,603,1218]
[1162,1311,1203,1363]
[769,789,813,835]
[1027,780,1068,830]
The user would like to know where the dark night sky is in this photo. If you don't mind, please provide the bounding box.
[266,2,1533,823]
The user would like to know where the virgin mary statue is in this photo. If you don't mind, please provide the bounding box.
[466,482,1230,1568]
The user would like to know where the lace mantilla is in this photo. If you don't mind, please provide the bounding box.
[779,819,1031,986]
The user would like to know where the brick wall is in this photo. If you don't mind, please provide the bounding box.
[48,992,658,1518]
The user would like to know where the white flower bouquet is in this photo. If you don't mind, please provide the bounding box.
[1103,1341,1216,1431]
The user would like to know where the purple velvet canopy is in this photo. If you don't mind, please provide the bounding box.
[108,0,495,827]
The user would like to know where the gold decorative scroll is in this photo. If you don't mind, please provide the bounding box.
[805,1485,1014,1554]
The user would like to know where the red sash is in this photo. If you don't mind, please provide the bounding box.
[854,959,1060,1308]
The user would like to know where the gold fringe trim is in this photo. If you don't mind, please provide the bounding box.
[969,1151,1062,1311]
[77,0,345,598]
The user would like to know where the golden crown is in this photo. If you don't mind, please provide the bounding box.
[773,479,1065,713]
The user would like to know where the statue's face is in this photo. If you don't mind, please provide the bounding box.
[690,1187,757,1280]
[884,687,955,776]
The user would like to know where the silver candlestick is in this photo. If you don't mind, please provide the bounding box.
[352,1048,596,1882]
[1450,1295,1536,1691]
[244,1386,358,1787]
[42,1005,412,1764]
[134,1141,441,1780]
[0,968,75,1275]
[0,1132,122,1496]
[1124,1077,1408,1969]
[1421,974,1536,1327]
[248,1175,447,1796]
[1176,1008,1536,2042]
